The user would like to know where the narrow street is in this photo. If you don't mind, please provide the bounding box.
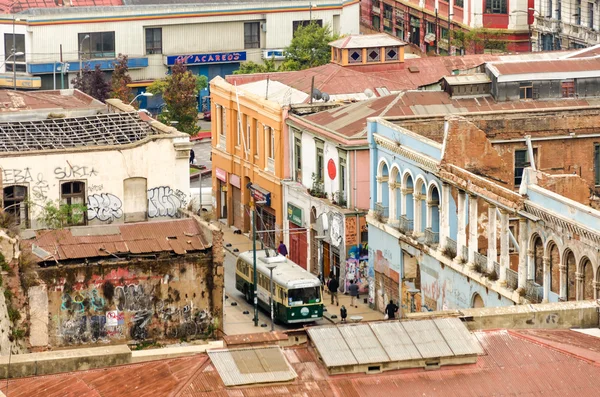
[222,251,328,334]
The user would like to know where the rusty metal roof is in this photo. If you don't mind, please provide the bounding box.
[4,329,600,396]
[22,218,209,262]
[489,57,600,78]
[300,90,600,140]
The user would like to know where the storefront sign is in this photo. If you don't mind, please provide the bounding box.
[287,203,303,225]
[230,174,241,189]
[166,51,247,66]
[215,168,227,183]
[249,184,271,206]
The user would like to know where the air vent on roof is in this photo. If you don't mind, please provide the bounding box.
[408,66,420,73]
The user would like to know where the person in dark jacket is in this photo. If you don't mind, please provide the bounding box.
[327,274,339,306]
[348,279,359,308]
[189,149,195,164]
[385,300,399,320]
[277,241,288,257]
[340,305,347,323]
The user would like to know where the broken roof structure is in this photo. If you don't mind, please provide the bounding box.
[22,218,209,263]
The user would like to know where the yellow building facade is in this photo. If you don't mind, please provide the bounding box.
[210,76,285,248]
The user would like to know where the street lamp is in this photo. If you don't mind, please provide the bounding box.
[129,92,153,105]
[265,263,277,331]
[247,188,267,327]
[79,34,90,78]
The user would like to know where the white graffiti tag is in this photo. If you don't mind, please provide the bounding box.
[87,193,123,222]
[147,186,185,218]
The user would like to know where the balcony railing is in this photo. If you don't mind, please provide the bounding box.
[506,268,518,290]
[473,252,487,273]
[525,279,543,303]
[267,157,275,173]
[399,215,413,233]
[443,237,457,259]
[424,228,439,246]
[374,203,389,221]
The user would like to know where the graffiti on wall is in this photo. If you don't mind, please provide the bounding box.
[345,256,369,294]
[87,193,123,222]
[53,272,217,346]
[2,168,33,184]
[147,186,187,218]
[54,164,98,179]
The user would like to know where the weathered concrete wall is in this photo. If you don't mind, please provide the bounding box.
[460,300,600,331]
[30,253,224,348]
[0,230,25,356]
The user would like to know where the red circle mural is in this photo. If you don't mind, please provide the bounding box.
[327,159,336,180]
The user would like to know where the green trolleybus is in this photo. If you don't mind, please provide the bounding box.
[235,249,323,324]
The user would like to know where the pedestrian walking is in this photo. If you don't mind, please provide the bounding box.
[189,149,195,164]
[348,279,359,308]
[277,240,288,257]
[327,273,339,306]
[340,305,347,323]
[385,299,399,320]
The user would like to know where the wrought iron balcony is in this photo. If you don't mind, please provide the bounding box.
[374,202,389,221]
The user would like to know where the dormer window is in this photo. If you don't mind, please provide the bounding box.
[368,48,381,62]
[386,47,399,61]
[349,50,362,63]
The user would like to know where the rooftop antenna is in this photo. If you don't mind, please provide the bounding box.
[310,76,315,104]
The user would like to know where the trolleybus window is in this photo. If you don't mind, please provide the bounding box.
[288,287,321,305]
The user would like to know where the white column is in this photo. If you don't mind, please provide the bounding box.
[487,205,497,274]
[439,183,450,250]
[413,193,422,236]
[527,249,535,280]
[400,188,408,216]
[376,176,382,204]
[576,272,584,300]
[559,264,567,301]
[499,210,509,285]
[518,218,528,290]
[388,182,396,221]
[542,256,550,302]
[468,195,478,265]
[456,190,467,262]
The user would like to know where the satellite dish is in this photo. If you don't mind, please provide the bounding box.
[321,92,330,102]
[364,88,374,98]
[312,88,322,100]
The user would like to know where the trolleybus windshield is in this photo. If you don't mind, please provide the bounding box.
[288,287,321,306]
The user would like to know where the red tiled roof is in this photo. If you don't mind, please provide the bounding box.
[3,329,600,396]
[22,218,208,262]
[1,0,122,13]
[491,57,600,76]
[226,54,501,99]
[301,90,598,139]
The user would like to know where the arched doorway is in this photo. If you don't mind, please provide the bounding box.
[403,173,414,224]
[581,257,594,300]
[426,184,440,245]
[548,242,560,295]
[377,161,389,215]
[533,236,544,285]
[564,249,576,301]
[472,293,484,308]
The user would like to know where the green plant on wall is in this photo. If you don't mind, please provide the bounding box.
[36,200,87,229]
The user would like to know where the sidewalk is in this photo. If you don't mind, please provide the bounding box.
[322,291,384,324]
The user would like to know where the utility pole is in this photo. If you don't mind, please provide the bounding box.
[448,13,453,56]
[12,16,16,90]
[251,197,267,326]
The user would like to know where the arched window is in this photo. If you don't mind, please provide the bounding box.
[60,181,86,226]
[564,249,576,301]
[548,242,560,294]
[581,257,594,300]
[472,293,484,308]
[533,236,544,285]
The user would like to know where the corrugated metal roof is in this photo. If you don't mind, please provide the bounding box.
[6,329,600,395]
[338,324,389,364]
[370,322,422,361]
[22,218,209,262]
[401,319,454,359]
[307,327,358,367]
[434,317,484,356]
[207,346,297,387]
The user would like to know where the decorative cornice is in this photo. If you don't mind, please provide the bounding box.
[525,202,600,246]
[373,135,439,173]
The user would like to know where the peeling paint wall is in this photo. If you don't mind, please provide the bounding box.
[0,231,25,355]
[30,254,223,348]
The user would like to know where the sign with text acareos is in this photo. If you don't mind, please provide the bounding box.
[166,51,247,66]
